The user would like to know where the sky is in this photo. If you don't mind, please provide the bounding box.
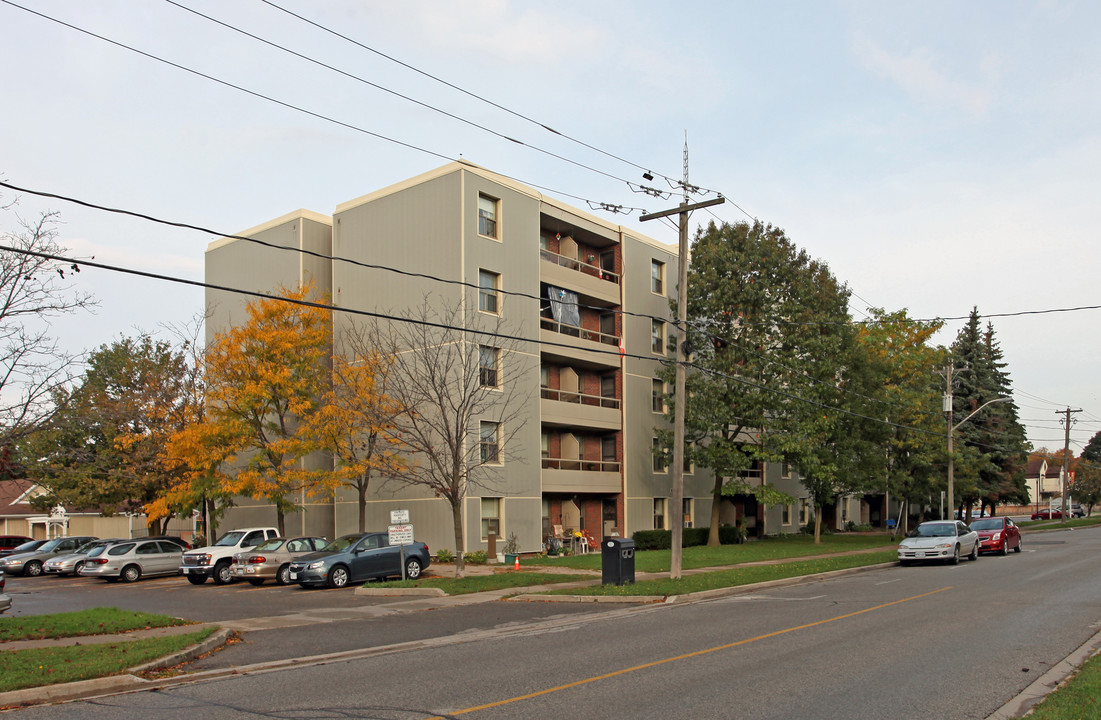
[1,0,1099,453]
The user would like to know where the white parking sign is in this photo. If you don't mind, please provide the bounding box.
[388,524,414,546]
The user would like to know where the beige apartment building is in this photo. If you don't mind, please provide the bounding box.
[205,161,833,555]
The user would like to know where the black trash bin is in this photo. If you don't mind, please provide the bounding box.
[601,537,635,585]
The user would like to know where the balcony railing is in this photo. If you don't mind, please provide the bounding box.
[540,386,620,410]
[541,457,621,472]
[540,317,620,347]
[540,249,620,284]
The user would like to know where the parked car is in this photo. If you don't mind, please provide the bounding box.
[1067,504,1086,518]
[79,539,185,582]
[897,521,979,566]
[45,539,126,576]
[232,536,329,585]
[2,539,46,558]
[1031,508,1063,520]
[969,516,1022,556]
[0,536,97,576]
[144,535,192,550]
[179,527,280,585]
[0,570,10,614]
[0,535,34,558]
[287,532,431,588]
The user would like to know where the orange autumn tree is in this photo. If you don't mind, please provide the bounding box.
[295,324,405,532]
[195,285,331,535]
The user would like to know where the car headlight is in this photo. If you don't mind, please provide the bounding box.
[934,542,952,549]
[991,532,1001,541]
[307,561,325,569]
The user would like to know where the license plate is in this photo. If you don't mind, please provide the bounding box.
[246,567,255,574]
[181,567,190,574]
[290,572,298,580]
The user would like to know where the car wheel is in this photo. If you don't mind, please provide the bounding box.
[247,578,265,586]
[405,557,423,579]
[969,542,979,561]
[121,565,142,583]
[186,574,207,585]
[212,561,233,585]
[950,545,960,565]
[73,561,85,575]
[999,541,1009,556]
[276,564,292,586]
[327,565,350,589]
[1014,537,1023,553]
[24,560,43,577]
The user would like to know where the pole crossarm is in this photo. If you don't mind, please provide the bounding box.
[638,196,726,222]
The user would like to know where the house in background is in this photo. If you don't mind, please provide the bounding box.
[0,479,130,539]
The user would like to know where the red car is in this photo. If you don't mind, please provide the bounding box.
[970,516,1022,555]
[1030,508,1063,520]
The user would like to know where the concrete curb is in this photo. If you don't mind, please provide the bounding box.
[985,628,1101,720]
[354,586,446,597]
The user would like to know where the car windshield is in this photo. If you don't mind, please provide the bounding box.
[214,532,246,547]
[12,540,46,553]
[253,539,285,552]
[970,518,1002,531]
[915,524,956,537]
[86,546,106,558]
[322,535,365,553]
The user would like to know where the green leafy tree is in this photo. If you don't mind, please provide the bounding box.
[24,332,197,532]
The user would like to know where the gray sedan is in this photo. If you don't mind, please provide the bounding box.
[287,533,430,589]
[0,536,97,576]
[79,539,185,582]
[232,536,328,585]
[45,539,126,576]
[898,520,980,566]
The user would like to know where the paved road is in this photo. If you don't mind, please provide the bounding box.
[7,527,1100,719]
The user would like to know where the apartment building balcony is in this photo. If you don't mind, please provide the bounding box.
[539,249,620,305]
[540,386,621,431]
[541,458,621,494]
[539,317,621,369]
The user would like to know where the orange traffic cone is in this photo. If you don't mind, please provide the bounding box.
[513,555,520,570]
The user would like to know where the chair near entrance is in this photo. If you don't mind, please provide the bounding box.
[547,525,598,554]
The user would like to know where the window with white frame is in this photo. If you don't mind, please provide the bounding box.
[540,432,549,458]
[478,194,499,239]
[781,462,792,478]
[652,437,667,473]
[479,346,499,388]
[683,498,693,528]
[782,504,792,525]
[651,259,665,295]
[799,498,810,525]
[478,270,500,314]
[480,421,500,464]
[651,319,665,354]
[653,498,666,530]
[480,497,500,540]
[651,378,664,413]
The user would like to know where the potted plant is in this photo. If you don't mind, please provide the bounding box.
[503,532,520,566]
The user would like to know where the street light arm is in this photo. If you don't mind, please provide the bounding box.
[952,397,1011,432]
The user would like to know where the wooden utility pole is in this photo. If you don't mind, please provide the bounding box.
[1057,407,1081,522]
[639,143,723,579]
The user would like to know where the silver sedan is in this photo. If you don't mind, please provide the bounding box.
[232,536,328,585]
[79,539,185,582]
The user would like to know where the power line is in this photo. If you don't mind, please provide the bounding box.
[0,0,645,216]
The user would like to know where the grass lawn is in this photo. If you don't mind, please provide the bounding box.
[548,550,898,596]
[1026,650,1101,720]
[0,629,215,693]
[527,533,897,573]
[0,608,190,643]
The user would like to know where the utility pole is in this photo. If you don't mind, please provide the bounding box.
[639,138,723,579]
[936,364,965,519]
[1057,407,1081,522]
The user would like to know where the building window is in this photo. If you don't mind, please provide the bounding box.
[479,270,500,314]
[479,346,499,388]
[651,259,665,295]
[781,462,792,479]
[652,437,667,473]
[480,421,500,464]
[651,320,665,354]
[799,498,810,525]
[481,497,500,540]
[841,498,849,523]
[540,365,550,387]
[653,498,666,530]
[683,498,693,528]
[601,436,617,463]
[478,194,499,239]
[600,374,616,401]
[684,441,694,474]
[782,504,792,525]
[541,432,549,458]
[652,379,664,413]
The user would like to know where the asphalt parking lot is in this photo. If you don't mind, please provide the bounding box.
[2,570,426,622]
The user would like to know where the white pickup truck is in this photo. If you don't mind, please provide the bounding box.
[179,527,279,585]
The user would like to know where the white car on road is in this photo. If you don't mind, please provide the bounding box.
[898,520,980,566]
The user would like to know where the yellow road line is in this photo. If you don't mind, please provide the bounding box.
[429,586,952,719]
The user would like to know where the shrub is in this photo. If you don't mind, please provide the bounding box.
[462,550,489,565]
[632,526,746,550]
[435,548,454,563]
